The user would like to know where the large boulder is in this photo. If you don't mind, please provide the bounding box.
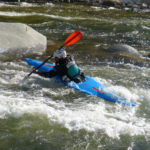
[0,22,47,59]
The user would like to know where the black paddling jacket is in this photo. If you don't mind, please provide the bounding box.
[38,54,80,81]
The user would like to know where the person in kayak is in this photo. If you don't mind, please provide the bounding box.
[32,49,86,83]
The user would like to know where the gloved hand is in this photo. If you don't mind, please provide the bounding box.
[32,69,39,74]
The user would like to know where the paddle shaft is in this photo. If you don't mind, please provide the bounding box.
[27,55,53,77]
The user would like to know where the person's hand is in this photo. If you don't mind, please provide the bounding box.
[32,69,38,74]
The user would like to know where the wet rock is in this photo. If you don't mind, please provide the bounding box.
[106,44,141,57]
[147,52,150,57]
[126,4,140,9]
[140,3,148,9]
[0,22,47,59]
[103,44,150,67]
[102,0,121,7]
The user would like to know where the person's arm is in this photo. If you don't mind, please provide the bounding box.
[32,68,58,78]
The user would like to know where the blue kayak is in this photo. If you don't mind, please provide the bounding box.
[25,58,136,106]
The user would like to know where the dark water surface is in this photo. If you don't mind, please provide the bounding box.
[0,2,150,150]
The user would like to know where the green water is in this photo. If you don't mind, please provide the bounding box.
[0,2,150,150]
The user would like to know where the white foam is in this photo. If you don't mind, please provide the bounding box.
[108,7,117,10]
[20,2,38,7]
[44,2,55,7]
[142,25,150,30]
[90,6,102,11]
[0,11,101,21]
[0,86,148,139]
[0,60,150,139]
[105,85,139,101]
[0,11,36,17]
[0,76,144,139]
[0,3,14,7]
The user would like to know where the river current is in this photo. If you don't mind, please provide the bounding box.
[0,2,150,150]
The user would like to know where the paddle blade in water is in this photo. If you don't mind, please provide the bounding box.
[18,76,28,86]
[9,77,20,85]
[9,76,28,86]
[63,31,82,46]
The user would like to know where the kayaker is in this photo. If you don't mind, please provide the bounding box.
[32,49,86,83]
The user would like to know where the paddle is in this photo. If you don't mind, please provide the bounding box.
[19,30,82,84]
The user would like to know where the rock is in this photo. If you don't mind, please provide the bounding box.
[126,4,140,9]
[140,3,148,9]
[0,22,47,59]
[147,52,150,57]
[102,0,121,7]
[106,44,141,57]
[103,44,150,67]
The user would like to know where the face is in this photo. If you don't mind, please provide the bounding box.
[54,57,60,62]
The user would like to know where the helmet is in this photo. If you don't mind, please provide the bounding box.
[53,49,66,58]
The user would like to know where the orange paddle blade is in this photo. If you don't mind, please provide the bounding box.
[63,31,82,46]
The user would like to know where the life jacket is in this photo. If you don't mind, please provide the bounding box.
[61,55,80,82]
[66,55,80,79]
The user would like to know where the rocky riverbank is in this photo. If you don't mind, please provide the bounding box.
[0,0,150,9]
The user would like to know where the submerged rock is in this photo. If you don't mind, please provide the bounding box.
[106,44,141,57]
[104,44,150,67]
[102,0,121,7]
[0,22,47,60]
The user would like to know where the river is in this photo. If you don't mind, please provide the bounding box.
[0,2,150,150]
